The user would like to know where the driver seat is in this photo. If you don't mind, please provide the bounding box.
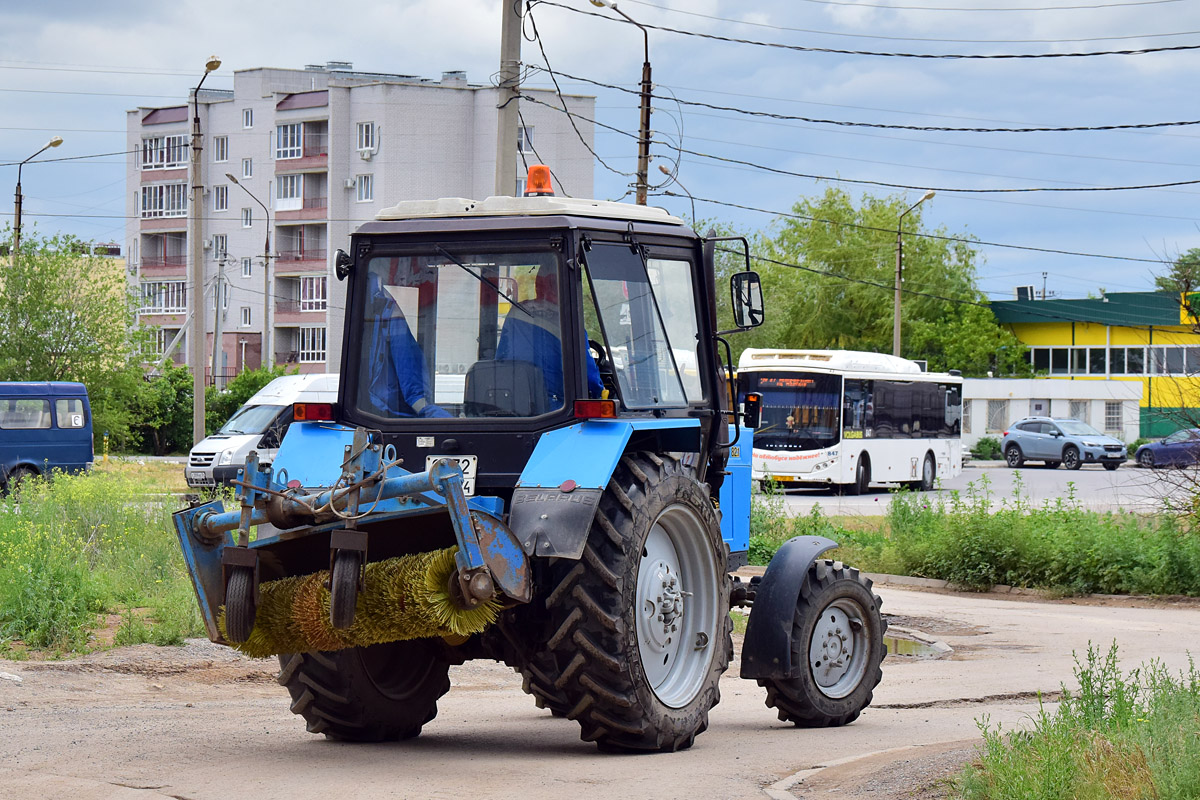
[464,360,549,417]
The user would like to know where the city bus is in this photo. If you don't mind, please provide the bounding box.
[737,349,963,494]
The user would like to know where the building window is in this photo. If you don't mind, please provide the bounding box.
[242,208,252,228]
[240,306,252,327]
[300,276,327,311]
[213,136,228,162]
[1068,400,1089,424]
[139,183,187,218]
[241,257,252,278]
[211,234,227,260]
[298,326,327,362]
[242,158,253,179]
[515,176,526,196]
[141,134,188,170]
[517,125,533,153]
[213,185,228,212]
[986,399,1009,434]
[243,108,253,129]
[276,123,302,159]
[1105,401,1122,434]
[1089,347,1106,375]
[149,327,181,356]
[212,281,229,311]
[962,399,972,435]
[140,280,187,313]
[356,174,373,202]
[356,121,375,151]
[276,174,302,211]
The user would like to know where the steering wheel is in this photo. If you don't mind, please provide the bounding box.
[588,338,612,372]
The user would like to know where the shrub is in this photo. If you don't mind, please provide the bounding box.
[972,436,1003,460]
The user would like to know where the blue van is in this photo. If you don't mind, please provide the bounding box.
[0,382,94,494]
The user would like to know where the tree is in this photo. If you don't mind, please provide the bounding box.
[1154,248,1200,329]
[134,363,194,455]
[205,364,296,435]
[736,187,1025,376]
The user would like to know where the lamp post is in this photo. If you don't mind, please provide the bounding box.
[190,55,221,445]
[591,0,651,205]
[12,136,63,264]
[227,172,273,368]
[893,189,935,358]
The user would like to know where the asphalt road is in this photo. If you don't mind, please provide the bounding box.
[3,585,1198,800]
[780,462,1184,516]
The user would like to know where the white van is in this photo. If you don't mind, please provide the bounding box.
[186,373,338,489]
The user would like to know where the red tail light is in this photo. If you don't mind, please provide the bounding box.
[294,402,336,422]
[1002,430,1008,437]
[574,399,618,419]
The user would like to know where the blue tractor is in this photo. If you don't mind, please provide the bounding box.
[173,171,886,752]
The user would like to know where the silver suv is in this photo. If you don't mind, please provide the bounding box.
[1001,417,1127,471]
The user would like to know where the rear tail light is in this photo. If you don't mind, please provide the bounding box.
[294,402,336,422]
[574,399,618,419]
[1002,430,1008,437]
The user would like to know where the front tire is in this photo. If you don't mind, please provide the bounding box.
[1138,450,1156,469]
[277,639,450,742]
[759,560,886,726]
[539,453,732,752]
[1005,446,1024,468]
[844,458,870,496]
[1063,446,1082,471]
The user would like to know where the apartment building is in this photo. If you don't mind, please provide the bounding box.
[126,62,595,380]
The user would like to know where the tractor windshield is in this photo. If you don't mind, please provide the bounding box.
[354,248,577,419]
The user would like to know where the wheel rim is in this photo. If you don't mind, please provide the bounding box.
[808,596,871,699]
[1065,449,1079,468]
[1006,448,1020,466]
[1141,452,1154,468]
[923,456,934,487]
[635,503,720,709]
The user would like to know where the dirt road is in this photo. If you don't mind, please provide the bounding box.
[3,584,1198,800]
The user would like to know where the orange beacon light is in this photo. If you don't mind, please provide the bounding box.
[524,164,555,197]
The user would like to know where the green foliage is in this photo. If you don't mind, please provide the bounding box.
[958,643,1200,800]
[747,475,1200,596]
[0,468,201,652]
[205,364,295,435]
[132,363,194,455]
[972,436,1003,460]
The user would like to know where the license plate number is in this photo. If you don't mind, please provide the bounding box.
[426,455,477,496]
[189,471,212,485]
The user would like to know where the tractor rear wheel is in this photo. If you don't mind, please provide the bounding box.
[759,560,886,727]
[277,639,450,742]
[538,452,732,752]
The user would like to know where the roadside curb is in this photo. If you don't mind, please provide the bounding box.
[762,744,926,800]
[735,566,1054,599]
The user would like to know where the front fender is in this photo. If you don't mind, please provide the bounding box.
[510,419,701,559]
[740,535,839,680]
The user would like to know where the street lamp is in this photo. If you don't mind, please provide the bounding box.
[190,55,221,445]
[227,172,273,369]
[893,189,935,358]
[590,0,651,205]
[12,135,63,264]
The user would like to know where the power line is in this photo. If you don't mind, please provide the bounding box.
[536,1,1200,59]
[627,0,1181,13]
[533,68,1200,133]
[616,0,1199,44]
[0,148,140,168]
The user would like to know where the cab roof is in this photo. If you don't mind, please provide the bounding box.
[375,195,683,226]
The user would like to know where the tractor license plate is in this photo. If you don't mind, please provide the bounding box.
[426,455,477,496]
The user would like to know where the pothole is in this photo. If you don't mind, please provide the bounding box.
[884,627,952,659]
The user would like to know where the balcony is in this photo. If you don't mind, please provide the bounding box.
[303,196,327,211]
[142,254,187,268]
[276,248,326,264]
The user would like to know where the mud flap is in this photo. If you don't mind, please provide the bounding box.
[740,535,839,680]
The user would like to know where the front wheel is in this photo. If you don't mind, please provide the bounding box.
[538,453,731,752]
[843,458,870,496]
[277,639,450,741]
[1063,446,1082,471]
[759,560,887,726]
[1138,450,1156,469]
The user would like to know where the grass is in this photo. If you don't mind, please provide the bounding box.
[0,463,202,656]
[749,474,1200,596]
[956,643,1200,800]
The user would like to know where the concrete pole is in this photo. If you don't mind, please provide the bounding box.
[211,256,225,389]
[12,181,21,264]
[190,58,220,444]
[892,190,935,358]
[494,0,523,197]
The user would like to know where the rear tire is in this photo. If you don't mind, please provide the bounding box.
[277,639,450,742]
[3,465,38,497]
[1005,446,1024,468]
[918,453,935,492]
[759,560,887,727]
[537,453,732,752]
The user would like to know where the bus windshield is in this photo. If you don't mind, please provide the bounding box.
[740,371,842,451]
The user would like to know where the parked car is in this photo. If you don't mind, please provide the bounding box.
[0,381,94,495]
[186,373,337,489]
[1134,428,1200,469]
[1001,416,1127,471]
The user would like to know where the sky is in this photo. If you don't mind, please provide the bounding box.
[2,0,1199,301]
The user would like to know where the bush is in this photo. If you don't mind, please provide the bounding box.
[972,436,1003,460]
[205,364,296,435]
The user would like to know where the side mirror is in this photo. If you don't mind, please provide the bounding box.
[742,392,762,429]
[731,271,764,329]
[335,248,353,281]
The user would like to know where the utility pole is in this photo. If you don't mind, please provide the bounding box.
[591,0,650,204]
[893,190,935,358]
[190,56,221,444]
[494,0,523,197]
[12,136,63,265]
[226,173,271,368]
[211,255,225,390]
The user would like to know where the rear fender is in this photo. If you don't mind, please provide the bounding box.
[510,419,701,559]
[740,535,839,680]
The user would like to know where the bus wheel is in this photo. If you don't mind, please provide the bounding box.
[844,458,869,496]
[918,453,935,492]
